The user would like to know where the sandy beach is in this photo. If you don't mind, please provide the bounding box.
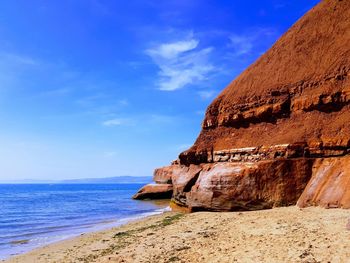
[3,206,350,263]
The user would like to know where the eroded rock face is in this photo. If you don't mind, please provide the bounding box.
[153,157,314,211]
[171,165,202,206]
[297,156,350,209]
[134,0,350,211]
[132,184,173,200]
[153,167,173,184]
[187,159,313,211]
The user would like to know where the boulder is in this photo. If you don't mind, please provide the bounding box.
[132,184,173,200]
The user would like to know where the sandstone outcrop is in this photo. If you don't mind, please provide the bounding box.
[132,184,173,200]
[297,156,350,209]
[187,160,314,211]
[134,0,350,211]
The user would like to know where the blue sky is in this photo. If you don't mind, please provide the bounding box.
[0,0,319,180]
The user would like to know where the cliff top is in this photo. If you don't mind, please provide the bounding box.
[185,0,350,156]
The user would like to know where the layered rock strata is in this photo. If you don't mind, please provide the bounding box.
[134,0,350,211]
[137,141,350,211]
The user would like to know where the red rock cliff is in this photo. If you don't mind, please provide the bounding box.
[134,0,350,211]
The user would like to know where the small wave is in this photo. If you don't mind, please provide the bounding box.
[114,206,171,226]
[0,184,169,260]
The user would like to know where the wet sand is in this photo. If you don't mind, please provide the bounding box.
[4,206,350,263]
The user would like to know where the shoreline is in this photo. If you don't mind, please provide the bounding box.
[1,200,171,261]
[4,211,179,263]
[4,206,350,263]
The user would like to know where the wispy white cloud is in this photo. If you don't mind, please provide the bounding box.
[102,118,135,127]
[198,90,216,100]
[76,93,129,119]
[103,151,118,158]
[118,99,129,106]
[229,35,254,56]
[101,113,179,128]
[228,28,277,57]
[39,87,72,97]
[0,52,40,94]
[76,93,107,107]
[1,52,39,66]
[146,37,215,91]
[147,39,198,59]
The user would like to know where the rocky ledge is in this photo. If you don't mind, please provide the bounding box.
[134,142,350,211]
[132,184,173,200]
[134,0,350,211]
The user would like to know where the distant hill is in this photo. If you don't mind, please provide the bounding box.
[60,176,152,184]
[0,176,152,184]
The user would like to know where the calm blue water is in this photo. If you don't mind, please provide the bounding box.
[0,184,169,260]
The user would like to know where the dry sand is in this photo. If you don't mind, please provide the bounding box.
[4,206,350,263]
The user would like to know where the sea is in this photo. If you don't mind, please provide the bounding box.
[0,184,170,260]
